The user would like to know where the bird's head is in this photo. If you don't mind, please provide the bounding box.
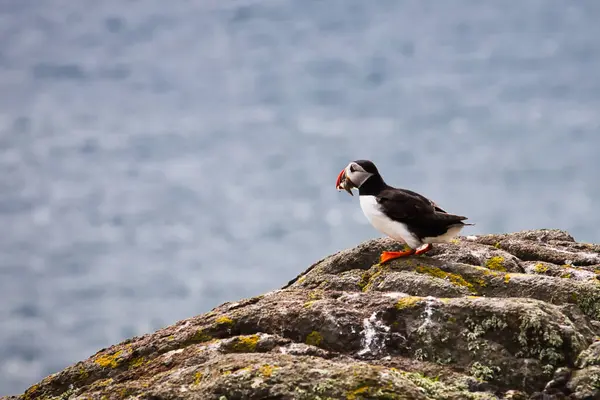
[335,160,380,196]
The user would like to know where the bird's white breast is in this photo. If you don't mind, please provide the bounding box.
[359,195,421,248]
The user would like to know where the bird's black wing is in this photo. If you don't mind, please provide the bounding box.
[396,188,448,213]
[376,187,469,239]
[375,187,438,222]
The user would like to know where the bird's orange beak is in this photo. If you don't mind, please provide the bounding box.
[336,169,345,189]
[335,168,354,196]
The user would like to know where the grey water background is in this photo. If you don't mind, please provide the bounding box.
[1,0,600,394]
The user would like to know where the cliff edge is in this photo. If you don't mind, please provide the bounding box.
[5,229,600,400]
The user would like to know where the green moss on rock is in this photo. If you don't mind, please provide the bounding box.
[470,362,501,382]
[574,287,600,320]
[191,329,212,343]
[306,331,323,346]
[358,270,372,292]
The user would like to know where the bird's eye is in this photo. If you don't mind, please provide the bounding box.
[349,164,356,172]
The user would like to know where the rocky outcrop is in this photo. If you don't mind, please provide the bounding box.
[5,229,600,400]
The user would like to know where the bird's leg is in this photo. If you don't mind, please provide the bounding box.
[414,243,433,255]
[380,247,416,264]
[380,243,433,264]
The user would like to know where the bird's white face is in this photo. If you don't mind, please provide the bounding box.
[335,161,374,196]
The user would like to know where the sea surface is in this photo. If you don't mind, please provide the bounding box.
[2,0,600,394]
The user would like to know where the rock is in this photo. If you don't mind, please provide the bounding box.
[6,229,600,400]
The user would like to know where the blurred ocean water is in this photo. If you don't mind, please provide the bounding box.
[1,0,600,394]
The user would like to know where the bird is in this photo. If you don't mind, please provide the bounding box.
[335,159,472,264]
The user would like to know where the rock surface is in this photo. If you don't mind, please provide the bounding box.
[5,229,600,400]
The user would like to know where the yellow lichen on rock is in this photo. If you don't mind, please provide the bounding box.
[346,382,401,400]
[303,300,316,308]
[130,356,145,368]
[94,378,113,388]
[193,371,203,385]
[94,350,123,368]
[534,263,549,273]
[259,364,277,378]
[415,265,476,293]
[472,276,487,288]
[78,365,89,380]
[308,289,323,300]
[347,385,371,399]
[215,315,234,327]
[395,296,423,310]
[22,384,39,400]
[358,270,372,291]
[473,265,500,277]
[360,264,390,292]
[230,334,260,352]
[485,256,506,272]
[306,331,323,346]
[504,274,511,284]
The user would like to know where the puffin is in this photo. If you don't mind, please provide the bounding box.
[335,159,472,264]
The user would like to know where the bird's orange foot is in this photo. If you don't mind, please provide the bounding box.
[415,243,433,255]
[380,249,416,264]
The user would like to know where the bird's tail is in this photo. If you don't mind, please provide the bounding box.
[429,212,474,227]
